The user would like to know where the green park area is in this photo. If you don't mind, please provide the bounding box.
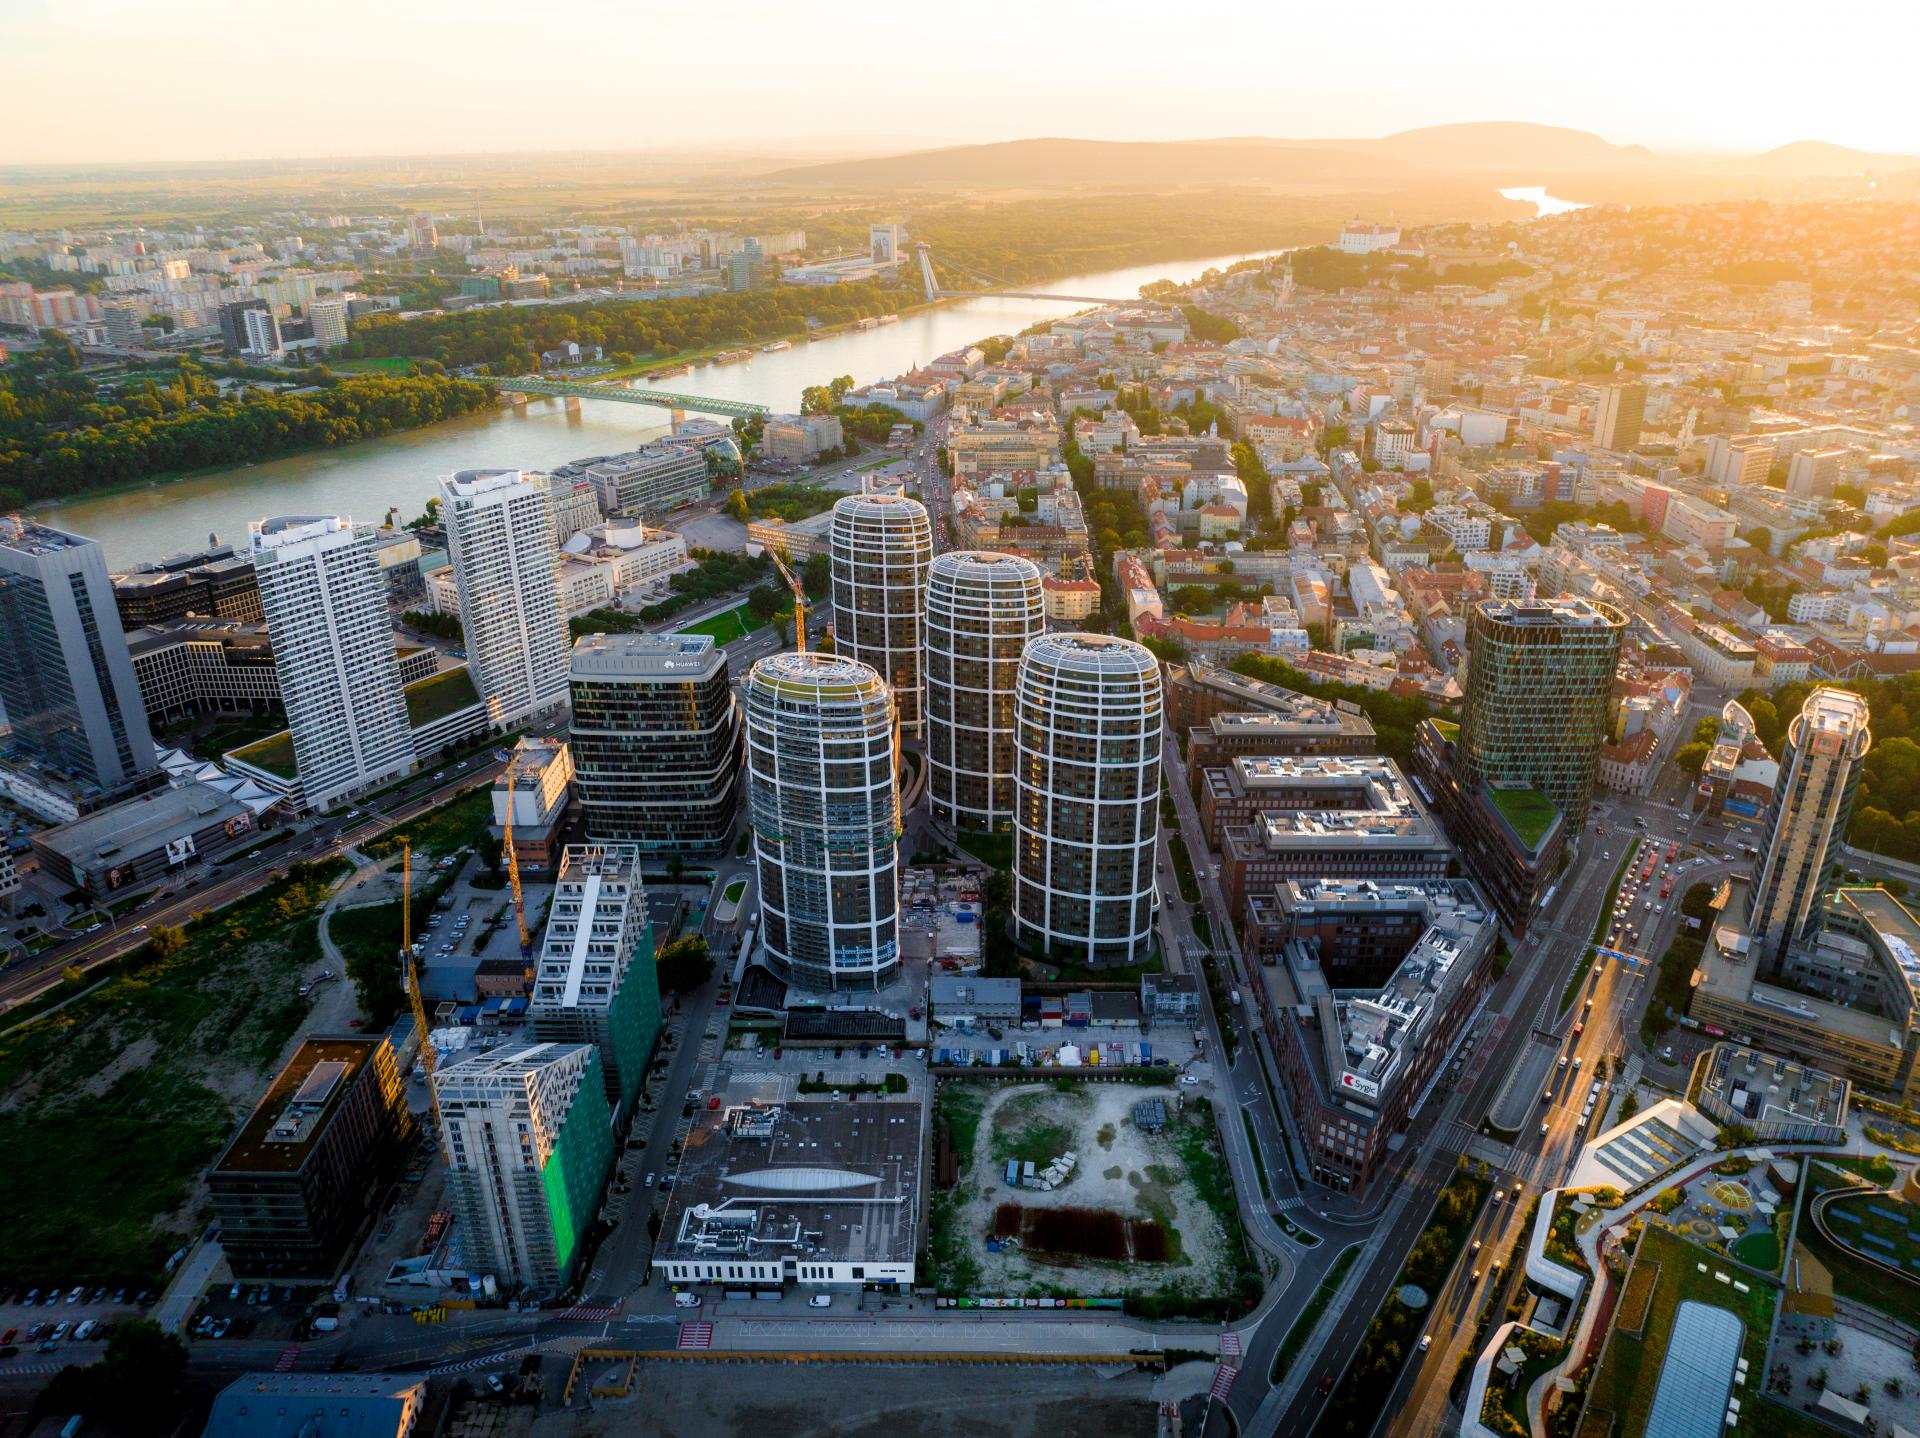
[403,665,481,726]
[0,859,350,1286]
[1580,1225,1813,1438]
[363,786,491,861]
[677,603,767,644]
[1487,786,1557,850]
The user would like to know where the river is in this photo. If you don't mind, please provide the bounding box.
[39,248,1292,568]
[1499,186,1590,218]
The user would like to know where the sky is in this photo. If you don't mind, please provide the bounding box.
[4,0,1918,166]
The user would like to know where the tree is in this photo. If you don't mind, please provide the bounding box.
[746,585,781,621]
[1617,1091,1640,1123]
[803,552,830,599]
[725,488,749,522]
[146,924,187,962]
[656,934,714,994]
[38,1319,187,1430]
[1673,741,1711,774]
[477,831,505,879]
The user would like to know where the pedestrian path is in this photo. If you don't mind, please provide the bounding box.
[1210,1363,1239,1400]
[678,1321,714,1349]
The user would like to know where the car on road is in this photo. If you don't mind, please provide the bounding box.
[1317,1372,1335,1396]
[484,1374,505,1394]
[1418,1334,1431,1352]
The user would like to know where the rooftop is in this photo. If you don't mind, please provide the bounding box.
[202,1371,425,1438]
[569,630,722,680]
[213,1038,380,1176]
[1477,596,1627,629]
[1486,785,1559,850]
[0,514,94,556]
[403,664,481,726]
[36,781,255,863]
[1699,1042,1851,1132]
[230,728,298,779]
[654,1095,922,1270]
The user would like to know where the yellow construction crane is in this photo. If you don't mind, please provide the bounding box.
[767,547,811,652]
[500,755,532,958]
[400,842,440,1121]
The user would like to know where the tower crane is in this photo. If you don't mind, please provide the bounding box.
[767,547,812,652]
[400,842,441,1126]
[500,755,533,959]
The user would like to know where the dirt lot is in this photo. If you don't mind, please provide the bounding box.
[534,1361,1158,1438]
[953,1082,1234,1298]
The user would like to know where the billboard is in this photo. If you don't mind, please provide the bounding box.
[166,835,197,866]
[223,812,253,840]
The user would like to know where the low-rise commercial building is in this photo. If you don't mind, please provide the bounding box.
[490,737,574,873]
[201,1373,427,1438]
[1693,1042,1850,1144]
[34,780,262,895]
[930,975,1022,1027]
[207,1036,415,1278]
[653,1091,922,1292]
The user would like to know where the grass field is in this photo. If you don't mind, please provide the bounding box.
[327,356,418,374]
[676,603,765,643]
[0,859,350,1286]
[1582,1225,1779,1438]
[362,787,491,860]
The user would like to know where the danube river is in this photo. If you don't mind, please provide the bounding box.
[39,248,1292,568]
[1499,186,1589,218]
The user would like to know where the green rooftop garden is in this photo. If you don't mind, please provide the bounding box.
[1431,717,1460,741]
[404,665,481,727]
[1488,785,1558,850]
[229,728,298,779]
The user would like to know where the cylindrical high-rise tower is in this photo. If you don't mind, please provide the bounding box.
[1012,633,1163,967]
[830,492,933,736]
[923,551,1046,834]
[743,652,900,990]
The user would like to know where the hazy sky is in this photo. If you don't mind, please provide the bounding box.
[5,0,1917,165]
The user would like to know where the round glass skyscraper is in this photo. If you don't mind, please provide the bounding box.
[1012,633,1163,967]
[923,550,1046,834]
[743,652,901,990]
[829,492,933,736]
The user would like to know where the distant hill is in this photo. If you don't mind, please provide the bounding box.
[762,123,1917,191]
[1738,139,1920,175]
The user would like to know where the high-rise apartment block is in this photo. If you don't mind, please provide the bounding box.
[439,469,569,727]
[1748,688,1871,971]
[1457,598,1626,829]
[0,517,156,798]
[830,493,933,736]
[529,844,662,1116]
[1591,383,1645,451]
[249,516,413,811]
[1012,634,1163,967]
[433,1041,613,1294]
[923,551,1045,834]
[744,653,900,989]
[307,297,349,349]
[568,633,740,851]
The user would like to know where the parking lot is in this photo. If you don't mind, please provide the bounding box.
[0,1284,157,1362]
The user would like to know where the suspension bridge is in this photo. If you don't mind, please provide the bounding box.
[912,243,1137,306]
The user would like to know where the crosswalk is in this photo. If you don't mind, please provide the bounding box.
[1274,1195,1309,1214]
[273,1345,301,1372]
[1218,1330,1242,1358]
[1209,1363,1239,1400]
[553,1302,620,1322]
[678,1321,714,1350]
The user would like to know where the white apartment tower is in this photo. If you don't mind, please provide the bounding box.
[439,469,570,727]
[830,492,933,736]
[249,516,413,810]
[432,1041,613,1294]
[923,551,1046,834]
[744,652,900,990]
[1012,634,1164,968]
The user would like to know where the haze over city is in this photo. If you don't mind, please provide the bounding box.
[5,0,1920,164]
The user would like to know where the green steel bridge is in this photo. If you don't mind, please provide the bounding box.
[492,375,768,421]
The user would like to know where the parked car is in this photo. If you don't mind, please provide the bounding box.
[808,1294,832,1308]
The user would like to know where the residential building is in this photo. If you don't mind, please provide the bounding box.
[1677,622,1758,689]
[433,1041,614,1294]
[530,844,662,1116]
[207,1036,414,1278]
[1455,598,1626,830]
[0,516,157,798]
[1591,383,1646,451]
[744,653,900,989]
[1013,634,1162,968]
[307,298,349,348]
[1786,448,1847,501]
[1748,687,1871,971]
[241,305,284,359]
[219,298,269,354]
[830,493,933,736]
[248,516,414,811]
[438,470,569,727]
[922,551,1045,834]
[568,633,740,852]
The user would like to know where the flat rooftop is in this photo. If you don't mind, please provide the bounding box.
[1477,596,1625,628]
[0,514,93,555]
[213,1037,379,1176]
[655,1097,922,1270]
[1700,1042,1850,1131]
[1227,757,1443,850]
[569,630,722,680]
[36,781,254,864]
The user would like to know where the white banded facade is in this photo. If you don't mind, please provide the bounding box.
[923,550,1046,833]
[744,652,901,990]
[829,493,933,736]
[1012,633,1163,967]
